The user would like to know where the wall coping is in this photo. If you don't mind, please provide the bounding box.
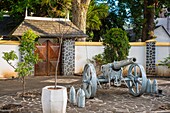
[75,42,103,46]
[156,42,170,46]
[0,41,168,46]
[75,42,146,46]
[129,42,146,46]
[75,41,169,46]
[0,41,20,45]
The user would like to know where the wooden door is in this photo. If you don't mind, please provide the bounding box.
[35,40,60,76]
[48,41,60,75]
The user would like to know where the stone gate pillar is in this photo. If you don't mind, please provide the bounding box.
[146,39,156,75]
[62,38,75,75]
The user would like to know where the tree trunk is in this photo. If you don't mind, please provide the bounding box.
[142,0,155,41]
[142,0,147,42]
[22,76,25,96]
[72,0,91,41]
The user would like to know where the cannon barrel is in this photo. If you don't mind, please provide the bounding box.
[111,58,136,70]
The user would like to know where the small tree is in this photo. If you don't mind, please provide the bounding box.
[103,28,131,63]
[3,30,40,96]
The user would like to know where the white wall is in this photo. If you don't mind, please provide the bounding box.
[128,46,146,68]
[75,42,146,74]
[0,41,169,77]
[75,45,104,73]
[75,42,170,76]
[0,43,20,78]
[156,45,170,76]
[156,46,170,64]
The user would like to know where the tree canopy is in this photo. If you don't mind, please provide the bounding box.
[90,0,170,41]
[0,0,169,41]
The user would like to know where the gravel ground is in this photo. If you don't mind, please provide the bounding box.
[0,76,170,113]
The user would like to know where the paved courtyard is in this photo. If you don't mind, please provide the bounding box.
[0,75,170,113]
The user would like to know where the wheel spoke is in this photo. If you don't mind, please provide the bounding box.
[128,81,133,88]
[135,82,139,94]
[87,68,90,76]
[84,73,88,79]
[129,73,135,78]
[134,66,137,76]
[132,78,136,87]
[137,78,142,85]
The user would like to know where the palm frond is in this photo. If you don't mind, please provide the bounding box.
[86,0,108,30]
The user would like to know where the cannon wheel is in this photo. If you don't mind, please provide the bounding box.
[126,63,147,96]
[82,63,97,99]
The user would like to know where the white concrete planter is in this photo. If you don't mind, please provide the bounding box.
[41,86,67,113]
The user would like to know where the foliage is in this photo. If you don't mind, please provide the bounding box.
[105,0,170,42]
[103,28,130,63]
[3,50,18,61]
[91,28,130,65]
[91,54,106,65]
[1,0,170,42]
[86,0,109,41]
[41,0,71,17]
[2,30,40,95]
[0,0,71,18]
[2,51,18,69]
[16,30,40,77]
[155,0,170,18]
[86,0,108,30]
[0,0,42,18]
[159,55,170,68]
[91,0,128,41]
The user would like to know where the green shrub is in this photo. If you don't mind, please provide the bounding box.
[92,54,106,65]
[91,28,131,65]
[103,28,131,63]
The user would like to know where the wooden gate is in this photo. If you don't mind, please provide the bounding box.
[35,40,60,76]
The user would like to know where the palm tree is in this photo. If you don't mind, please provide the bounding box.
[86,0,109,40]
[87,0,108,30]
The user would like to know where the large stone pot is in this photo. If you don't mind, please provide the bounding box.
[41,86,67,113]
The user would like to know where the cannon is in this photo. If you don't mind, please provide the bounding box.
[82,58,147,98]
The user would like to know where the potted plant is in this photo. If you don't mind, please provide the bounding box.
[41,38,67,113]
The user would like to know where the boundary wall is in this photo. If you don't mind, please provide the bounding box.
[0,40,169,77]
[75,40,170,76]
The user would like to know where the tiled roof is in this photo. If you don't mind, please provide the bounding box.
[12,17,88,38]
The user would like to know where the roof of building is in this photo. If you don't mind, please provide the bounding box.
[155,25,170,37]
[12,16,88,38]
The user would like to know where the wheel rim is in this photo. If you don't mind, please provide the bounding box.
[127,63,147,96]
[82,63,97,98]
